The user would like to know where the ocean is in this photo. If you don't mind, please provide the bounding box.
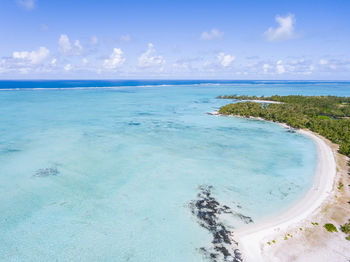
[0,80,349,261]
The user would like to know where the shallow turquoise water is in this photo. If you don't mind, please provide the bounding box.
[0,81,348,261]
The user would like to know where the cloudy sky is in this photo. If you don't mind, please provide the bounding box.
[0,0,349,79]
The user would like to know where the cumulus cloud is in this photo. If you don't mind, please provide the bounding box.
[16,0,36,10]
[74,40,83,52]
[290,58,305,65]
[263,63,272,73]
[58,34,83,55]
[264,14,296,41]
[0,46,51,74]
[64,64,72,71]
[318,58,350,72]
[51,58,57,66]
[318,58,339,71]
[172,62,190,71]
[257,58,314,75]
[319,59,328,65]
[103,48,125,70]
[276,60,286,74]
[200,29,224,40]
[217,52,235,67]
[138,43,165,68]
[13,46,50,64]
[58,34,72,54]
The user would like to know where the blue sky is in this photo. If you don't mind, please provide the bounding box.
[0,0,349,79]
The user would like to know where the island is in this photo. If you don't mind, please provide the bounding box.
[217,95,350,262]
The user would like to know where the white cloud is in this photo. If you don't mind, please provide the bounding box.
[58,34,72,54]
[235,71,248,76]
[82,58,88,64]
[18,67,30,74]
[16,0,36,10]
[263,63,272,73]
[217,52,235,67]
[200,29,224,40]
[276,60,286,74]
[138,43,165,68]
[74,40,83,52]
[51,58,57,66]
[58,34,83,55]
[203,60,212,68]
[291,58,305,65]
[318,59,350,72]
[64,64,72,71]
[317,58,339,71]
[103,48,125,69]
[319,59,328,65]
[120,34,131,42]
[0,46,51,74]
[264,14,296,41]
[172,62,190,71]
[13,46,50,64]
[260,58,316,75]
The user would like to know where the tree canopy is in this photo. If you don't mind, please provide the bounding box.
[218,95,350,158]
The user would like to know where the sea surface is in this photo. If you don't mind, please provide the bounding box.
[0,80,349,261]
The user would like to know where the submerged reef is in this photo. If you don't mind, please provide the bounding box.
[190,185,253,262]
[128,121,141,126]
[34,167,59,177]
[0,147,21,155]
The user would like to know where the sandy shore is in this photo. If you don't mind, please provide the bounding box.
[209,112,350,260]
[241,99,283,104]
[223,117,350,261]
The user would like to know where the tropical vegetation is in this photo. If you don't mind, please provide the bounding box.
[324,223,338,233]
[218,95,350,159]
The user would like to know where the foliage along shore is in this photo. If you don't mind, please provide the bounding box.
[217,95,350,159]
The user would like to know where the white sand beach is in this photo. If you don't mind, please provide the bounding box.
[241,100,283,104]
[234,126,350,261]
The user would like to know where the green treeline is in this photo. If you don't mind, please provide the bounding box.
[218,95,350,158]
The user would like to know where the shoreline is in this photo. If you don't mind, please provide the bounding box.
[235,127,336,261]
[212,113,348,261]
[241,99,283,104]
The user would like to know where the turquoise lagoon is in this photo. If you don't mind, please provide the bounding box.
[0,81,349,261]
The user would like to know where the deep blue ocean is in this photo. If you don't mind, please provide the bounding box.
[0,80,349,261]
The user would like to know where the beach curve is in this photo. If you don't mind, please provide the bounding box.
[234,125,337,261]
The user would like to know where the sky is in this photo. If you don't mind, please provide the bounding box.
[0,0,349,80]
